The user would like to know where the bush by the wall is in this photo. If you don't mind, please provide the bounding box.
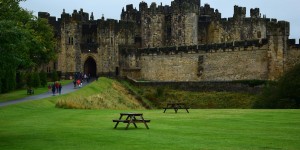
[255,63,300,108]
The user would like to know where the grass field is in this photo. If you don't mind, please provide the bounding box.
[0,101,299,149]
[0,78,299,149]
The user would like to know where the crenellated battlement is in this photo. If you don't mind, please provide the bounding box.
[288,39,300,48]
[250,8,260,18]
[266,20,290,36]
[171,0,200,14]
[233,5,246,19]
[120,39,268,57]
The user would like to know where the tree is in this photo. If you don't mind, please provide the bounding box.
[39,70,47,87]
[51,70,59,82]
[0,0,57,93]
[0,20,31,93]
[25,18,56,68]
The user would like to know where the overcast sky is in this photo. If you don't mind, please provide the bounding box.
[20,0,300,41]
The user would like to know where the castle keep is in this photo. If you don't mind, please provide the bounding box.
[39,0,300,81]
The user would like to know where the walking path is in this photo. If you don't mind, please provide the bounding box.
[0,80,94,107]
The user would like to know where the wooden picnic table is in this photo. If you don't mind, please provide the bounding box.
[113,113,150,129]
[163,102,190,113]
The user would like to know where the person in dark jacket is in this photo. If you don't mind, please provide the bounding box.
[51,83,56,96]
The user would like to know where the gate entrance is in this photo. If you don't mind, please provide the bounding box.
[84,57,97,77]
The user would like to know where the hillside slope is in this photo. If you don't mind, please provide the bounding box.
[55,78,146,110]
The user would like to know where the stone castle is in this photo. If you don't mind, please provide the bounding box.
[39,0,300,81]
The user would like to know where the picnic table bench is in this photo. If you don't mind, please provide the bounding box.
[113,113,150,129]
[163,102,189,113]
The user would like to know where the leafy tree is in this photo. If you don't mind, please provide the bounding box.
[26,72,34,88]
[25,18,56,68]
[51,70,59,82]
[16,71,27,89]
[0,0,31,21]
[0,0,57,93]
[32,72,40,88]
[0,20,31,93]
[39,70,47,87]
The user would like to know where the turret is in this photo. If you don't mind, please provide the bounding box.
[139,1,148,12]
[233,5,246,19]
[250,8,260,18]
[90,12,94,20]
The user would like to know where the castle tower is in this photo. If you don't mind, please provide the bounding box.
[139,2,166,48]
[170,0,200,46]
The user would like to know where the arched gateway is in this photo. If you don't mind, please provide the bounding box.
[84,57,97,77]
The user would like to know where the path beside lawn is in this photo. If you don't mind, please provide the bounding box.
[0,80,94,107]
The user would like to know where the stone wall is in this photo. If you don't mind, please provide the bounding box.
[285,46,300,71]
[122,40,270,81]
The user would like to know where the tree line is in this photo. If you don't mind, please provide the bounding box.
[0,0,57,93]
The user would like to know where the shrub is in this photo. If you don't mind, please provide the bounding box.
[255,63,300,108]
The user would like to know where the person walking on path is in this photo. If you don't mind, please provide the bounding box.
[48,84,51,93]
[55,81,59,93]
[51,83,56,96]
[58,83,62,95]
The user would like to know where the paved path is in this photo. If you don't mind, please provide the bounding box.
[0,80,94,107]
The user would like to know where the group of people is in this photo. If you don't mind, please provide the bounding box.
[48,81,62,96]
[73,73,91,88]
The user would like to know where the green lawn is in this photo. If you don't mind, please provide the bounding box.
[0,80,72,103]
[0,100,299,149]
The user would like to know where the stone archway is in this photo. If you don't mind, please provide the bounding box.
[84,57,97,77]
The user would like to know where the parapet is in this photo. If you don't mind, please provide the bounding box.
[120,39,269,57]
[200,4,221,21]
[288,39,300,48]
[267,20,290,36]
[171,0,200,14]
[38,12,50,19]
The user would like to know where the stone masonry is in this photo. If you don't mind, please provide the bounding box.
[39,0,300,81]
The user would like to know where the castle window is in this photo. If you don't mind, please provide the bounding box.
[47,67,51,73]
[71,37,74,45]
[178,16,182,22]
[257,31,261,38]
[68,37,71,44]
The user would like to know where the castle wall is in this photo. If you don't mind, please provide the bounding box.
[285,47,300,71]
[122,42,270,81]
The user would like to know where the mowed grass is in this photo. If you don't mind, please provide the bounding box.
[0,101,299,149]
[1,78,299,149]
